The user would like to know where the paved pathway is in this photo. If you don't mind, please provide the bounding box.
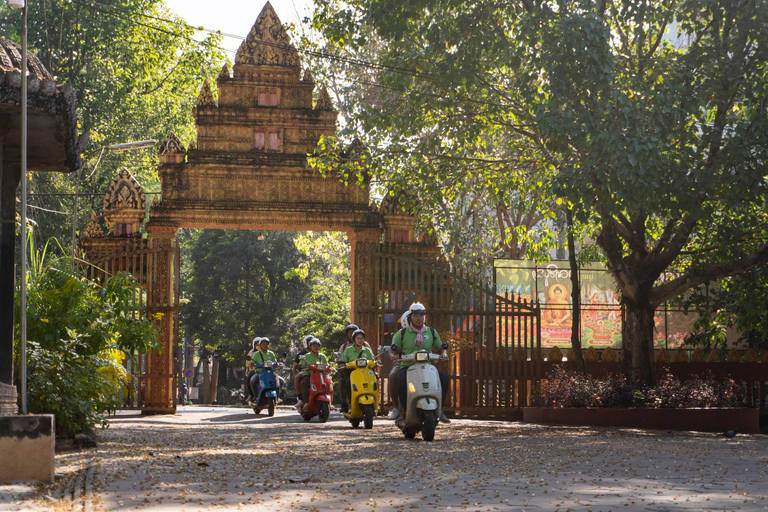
[2,406,767,511]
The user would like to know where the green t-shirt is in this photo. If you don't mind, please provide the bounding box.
[251,349,276,365]
[299,352,329,376]
[340,345,375,364]
[392,325,442,367]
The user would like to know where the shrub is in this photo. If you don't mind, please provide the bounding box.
[16,258,159,436]
[535,366,745,409]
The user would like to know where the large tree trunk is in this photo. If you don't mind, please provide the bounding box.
[622,300,657,388]
[208,357,220,404]
[202,358,211,404]
[565,207,586,373]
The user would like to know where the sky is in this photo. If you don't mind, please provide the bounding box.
[162,0,314,58]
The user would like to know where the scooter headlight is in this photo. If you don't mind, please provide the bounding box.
[263,361,273,368]
[317,363,326,371]
[415,352,429,362]
[356,358,367,368]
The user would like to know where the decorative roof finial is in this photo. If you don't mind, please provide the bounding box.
[235,2,301,67]
[315,85,333,111]
[158,131,186,155]
[83,211,103,238]
[196,79,216,107]
[303,68,314,82]
[218,63,230,80]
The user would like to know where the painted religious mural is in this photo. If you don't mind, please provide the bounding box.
[494,260,701,349]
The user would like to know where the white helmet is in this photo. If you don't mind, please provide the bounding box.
[400,311,410,329]
[252,336,262,346]
[409,302,427,315]
[401,302,426,327]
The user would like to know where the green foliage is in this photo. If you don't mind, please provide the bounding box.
[180,230,311,366]
[286,232,351,350]
[0,0,227,252]
[16,253,159,436]
[311,0,768,386]
[682,266,768,352]
[301,8,560,275]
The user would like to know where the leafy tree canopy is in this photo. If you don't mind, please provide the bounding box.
[180,230,311,367]
[0,0,226,248]
[312,0,768,386]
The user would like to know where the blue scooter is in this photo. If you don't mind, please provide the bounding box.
[249,361,282,416]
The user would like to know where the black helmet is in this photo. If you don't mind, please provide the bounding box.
[345,324,359,332]
[352,329,365,340]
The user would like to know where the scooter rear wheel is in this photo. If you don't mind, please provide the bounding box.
[318,402,330,423]
[422,410,437,442]
[350,419,360,428]
[268,398,276,417]
[363,404,374,430]
[404,431,416,439]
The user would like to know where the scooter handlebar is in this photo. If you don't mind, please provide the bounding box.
[343,359,377,370]
[400,351,441,363]
[254,362,283,369]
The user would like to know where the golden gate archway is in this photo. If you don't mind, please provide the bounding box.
[81,2,542,415]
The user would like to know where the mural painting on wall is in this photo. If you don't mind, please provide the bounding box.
[495,260,698,349]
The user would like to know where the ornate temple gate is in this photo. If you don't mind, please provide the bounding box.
[80,3,540,416]
[79,172,180,412]
[365,245,542,418]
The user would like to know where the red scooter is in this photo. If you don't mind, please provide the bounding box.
[300,362,335,423]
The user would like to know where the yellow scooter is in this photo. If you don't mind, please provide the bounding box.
[341,358,379,429]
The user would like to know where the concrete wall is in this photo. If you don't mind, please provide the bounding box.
[0,415,55,483]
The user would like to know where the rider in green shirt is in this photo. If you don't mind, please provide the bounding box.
[295,338,332,410]
[391,302,451,423]
[251,337,277,365]
[339,329,375,412]
[250,338,279,404]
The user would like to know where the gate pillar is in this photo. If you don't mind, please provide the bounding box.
[144,227,179,413]
[349,228,382,351]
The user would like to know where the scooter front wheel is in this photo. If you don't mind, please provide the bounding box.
[363,404,374,430]
[268,398,276,417]
[422,410,437,442]
[318,402,330,423]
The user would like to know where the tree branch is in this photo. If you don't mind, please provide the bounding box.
[649,241,768,307]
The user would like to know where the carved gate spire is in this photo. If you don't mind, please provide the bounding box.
[196,79,216,107]
[103,168,146,237]
[235,2,300,67]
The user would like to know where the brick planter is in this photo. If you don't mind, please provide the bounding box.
[523,407,760,434]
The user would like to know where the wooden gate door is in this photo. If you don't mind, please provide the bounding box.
[81,238,180,412]
[369,245,542,419]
